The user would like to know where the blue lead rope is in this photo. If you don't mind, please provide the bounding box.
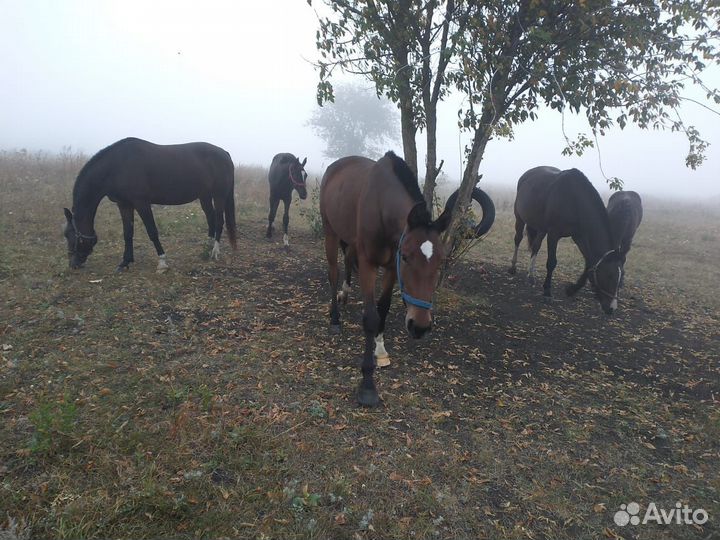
[396,231,433,310]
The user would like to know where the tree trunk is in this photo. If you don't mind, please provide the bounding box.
[399,100,418,177]
[439,110,494,282]
[422,101,440,209]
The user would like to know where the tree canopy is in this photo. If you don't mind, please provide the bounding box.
[308,83,399,160]
[311,0,720,248]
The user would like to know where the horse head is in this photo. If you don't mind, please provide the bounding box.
[289,157,308,200]
[588,249,623,315]
[63,208,97,269]
[397,202,451,338]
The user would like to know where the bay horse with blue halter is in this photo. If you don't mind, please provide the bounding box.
[63,137,237,272]
[320,151,495,407]
[267,153,307,246]
[508,166,622,314]
[607,190,643,287]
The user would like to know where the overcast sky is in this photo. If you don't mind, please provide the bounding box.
[1,0,718,199]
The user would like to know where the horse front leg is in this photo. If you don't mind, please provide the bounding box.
[542,235,558,301]
[566,269,588,297]
[358,259,380,407]
[373,267,396,368]
[116,203,135,272]
[136,204,168,273]
[281,197,291,247]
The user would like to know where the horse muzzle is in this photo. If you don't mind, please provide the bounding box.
[406,317,431,339]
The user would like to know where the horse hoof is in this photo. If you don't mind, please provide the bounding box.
[375,355,391,368]
[508,266,517,275]
[115,265,128,273]
[357,385,380,408]
[156,266,168,274]
[528,276,536,286]
[330,324,341,335]
[542,294,553,304]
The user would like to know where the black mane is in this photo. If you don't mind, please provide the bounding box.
[564,168,613,238]
[385,151,424,204]
[73,138,138,203]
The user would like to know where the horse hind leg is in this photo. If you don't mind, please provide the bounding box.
[509,215,525,275]
[267,196,280,239]
[527,229,545,285]
[325,233,341,333]
[337,241,353,304]
[136,204,168,273]
[210,195,225,260]
[200,197,216,246]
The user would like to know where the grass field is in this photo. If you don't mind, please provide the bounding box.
[1,150,719,540]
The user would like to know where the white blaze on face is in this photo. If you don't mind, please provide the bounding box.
[420,240,433,261]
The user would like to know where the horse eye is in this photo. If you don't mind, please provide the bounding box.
[401,254,408,263]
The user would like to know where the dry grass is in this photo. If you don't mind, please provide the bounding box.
[0,151,718,540]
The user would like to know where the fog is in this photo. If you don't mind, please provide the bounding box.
[2,0,718,200]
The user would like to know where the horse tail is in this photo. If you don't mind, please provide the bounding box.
[225,173,238,250]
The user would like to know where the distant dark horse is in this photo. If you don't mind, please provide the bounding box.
[63,137,237,272]
[607,190,643,286]
[509,166,622,314]
[267,153,307,246]
[321,151,494,406]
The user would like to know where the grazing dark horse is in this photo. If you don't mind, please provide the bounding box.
[607,190,643,286]
[508,166,622,314]
[63,137,237,272]
[267,153,307,246]
[320,151,494,406]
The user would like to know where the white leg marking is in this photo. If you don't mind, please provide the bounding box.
[610,298,618,311]
[283,233,289,246]
[375,333,390,367]
[156,254,169,273]
[210,240,220,260]
[528,254,537,279]
[337,281,351,303]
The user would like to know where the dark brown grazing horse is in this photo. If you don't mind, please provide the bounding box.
[63,137,237,272]
[607,190,643,287]
[320,151,494,407]
[509,166,622,314]
[267,153,307,246]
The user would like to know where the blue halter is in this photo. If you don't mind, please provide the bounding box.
[396,230,433,310]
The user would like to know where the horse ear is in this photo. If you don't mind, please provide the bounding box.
[301,157,307,167]
[64,208,73,222]
[432,207,452,233]
[407,202,431,230]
